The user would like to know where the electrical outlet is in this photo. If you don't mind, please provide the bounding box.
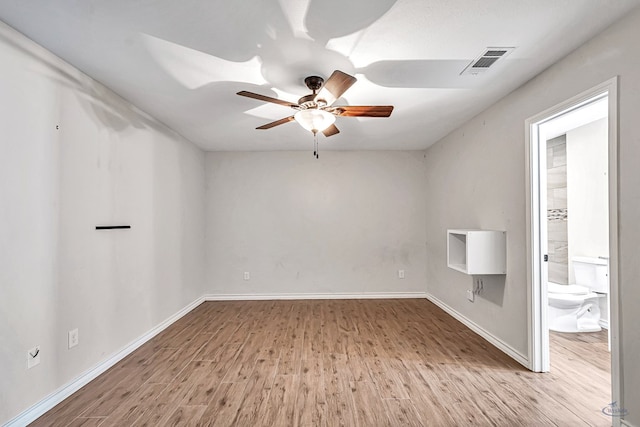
[466,290,475,302]
[27,346,41,369]
[243,271,250,281]
[68,328,79,349]
[398,269,405,279]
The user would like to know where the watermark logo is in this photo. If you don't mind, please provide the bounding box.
[602,401,628,417]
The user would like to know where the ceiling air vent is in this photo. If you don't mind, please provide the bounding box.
[460,47,515,75]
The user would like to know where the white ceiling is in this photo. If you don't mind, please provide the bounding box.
[1,0,638,151]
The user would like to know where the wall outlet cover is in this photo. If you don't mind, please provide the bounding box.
[398,269,405,279]
[466,289,475,302]
[243,272,250,281]
[27,346,41,369]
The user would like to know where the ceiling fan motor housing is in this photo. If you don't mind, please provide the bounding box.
[298,94,326,109]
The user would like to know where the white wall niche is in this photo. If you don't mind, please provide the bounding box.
[447,230,506,275]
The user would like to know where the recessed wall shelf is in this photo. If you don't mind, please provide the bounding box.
[447,229,506,275]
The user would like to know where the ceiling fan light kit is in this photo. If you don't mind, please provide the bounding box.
[294,109,335,133]
[237,70,394,158]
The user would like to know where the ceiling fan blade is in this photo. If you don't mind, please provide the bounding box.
[237,91,299,108]
[322,124,340,137]
[314,70,357,106]
[334,105,394,117]
[256,116,296,130]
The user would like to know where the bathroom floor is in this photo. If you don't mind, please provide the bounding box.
[550,329,611,418]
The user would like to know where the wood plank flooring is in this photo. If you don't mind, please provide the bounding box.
[31,300,612,426]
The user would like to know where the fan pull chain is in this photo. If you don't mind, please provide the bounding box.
[313,131,319,159]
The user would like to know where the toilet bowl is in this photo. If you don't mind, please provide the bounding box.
[548,282,601,333]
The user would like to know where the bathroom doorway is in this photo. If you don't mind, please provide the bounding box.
[543,97,611,410]
[525,78,620,408]
[544,98,609,340]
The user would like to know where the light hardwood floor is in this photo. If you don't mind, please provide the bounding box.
[31,299,612,426]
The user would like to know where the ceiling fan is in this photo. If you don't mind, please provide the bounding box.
[237,70,393,158]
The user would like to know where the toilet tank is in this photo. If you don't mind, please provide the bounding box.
[572,256,609,293]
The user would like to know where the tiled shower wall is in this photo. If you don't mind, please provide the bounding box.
[547,135,568,284]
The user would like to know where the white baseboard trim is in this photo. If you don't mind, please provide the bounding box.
[426,293,530,368]
[204,292,428,301]
[3,296,205,427]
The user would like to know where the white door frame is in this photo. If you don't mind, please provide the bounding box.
[524,77,620,414]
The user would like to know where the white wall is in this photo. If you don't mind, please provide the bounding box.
[205,151,427,296]
[423,109,528,356]
[0,22,205,424]
[0,24,60,425]
[423,7,640,424]
[566,118,609,284]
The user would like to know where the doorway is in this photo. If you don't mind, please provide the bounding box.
[525,78,620,412]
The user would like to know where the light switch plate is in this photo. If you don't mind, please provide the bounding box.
[68,328,79,349]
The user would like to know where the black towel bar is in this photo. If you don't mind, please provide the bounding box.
[95,225,131,230]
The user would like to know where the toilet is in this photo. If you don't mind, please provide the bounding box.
[547,256,609,333]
